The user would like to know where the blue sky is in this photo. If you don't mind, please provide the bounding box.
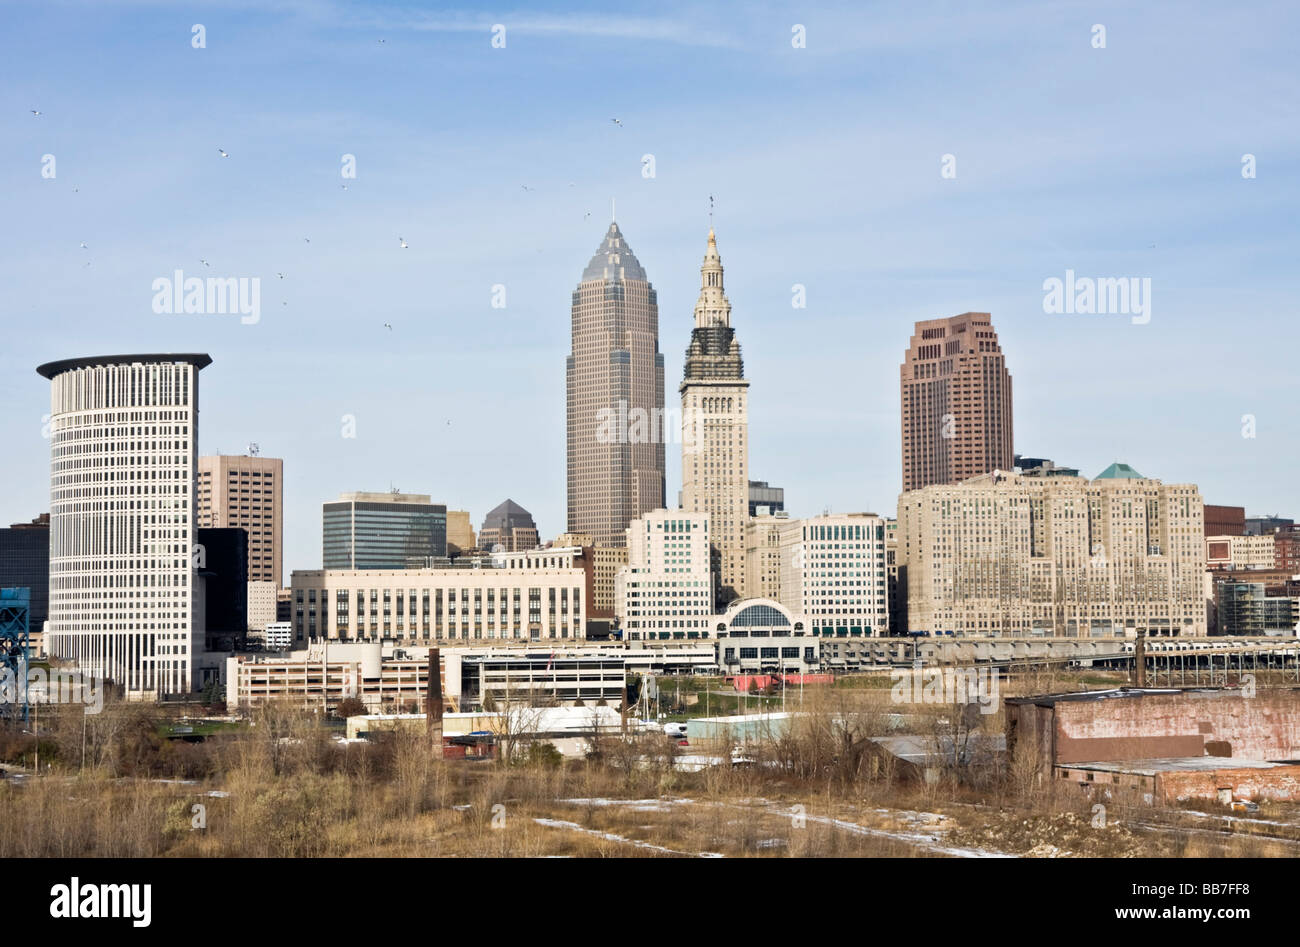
[3,0,1298,575]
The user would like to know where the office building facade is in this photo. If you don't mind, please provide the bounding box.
[566,221,665,547]
[897,466,1206,637]
[38,353,210,696]
[617,509,713,641]
[197,454,283,585]
[777,513,890,638]
[680,228,749,607]
[322,491,447,569]
[900,312,1013,492]
[290,561,588,647]
[0,514,50,636]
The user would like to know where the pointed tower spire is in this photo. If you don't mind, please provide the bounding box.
[694,227,730,328]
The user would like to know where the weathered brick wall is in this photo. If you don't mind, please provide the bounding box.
[1157,765,1300,803]
[1055,691,1300,764]
[1007,701,1056,778]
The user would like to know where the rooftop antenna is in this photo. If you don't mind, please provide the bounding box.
[611,197,616,223]
[709,194,714,231]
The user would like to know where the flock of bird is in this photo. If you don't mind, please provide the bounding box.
[35,107,636,324]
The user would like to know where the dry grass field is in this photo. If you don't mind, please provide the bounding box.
[2,670,1296,858]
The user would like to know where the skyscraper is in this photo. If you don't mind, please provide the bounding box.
[900,312,1013,492]
[566,221,665,547]
[680,228,749,606]
[197,453,283,585]
[38,353,210,696]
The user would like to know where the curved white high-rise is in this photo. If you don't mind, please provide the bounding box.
[37,353,211,697]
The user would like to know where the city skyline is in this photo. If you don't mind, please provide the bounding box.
[5,2,1298,576]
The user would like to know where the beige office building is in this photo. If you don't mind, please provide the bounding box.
[900,312,1013,492]
[290,554,588,648]
[1205,534,1276,571]
[446,510,476,554]
[555,532,628,618]
[896,465,1206,637]
[680,228,749,606]
[566,220,665,547]
[616,510,713,640]
[777,513,890,637]
[197,454,284,585]
[744,510,788,602]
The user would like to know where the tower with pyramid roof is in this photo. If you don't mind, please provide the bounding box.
[566,220,665,547]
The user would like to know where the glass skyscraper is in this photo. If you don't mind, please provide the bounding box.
[322,491,447,569]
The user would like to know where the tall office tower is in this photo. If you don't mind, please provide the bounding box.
[566,220,665,547]
[197,454,283,585]
[900,312,1013,492]
[38,353,211,696]
[680,228,749,607]
[322,491,447,569]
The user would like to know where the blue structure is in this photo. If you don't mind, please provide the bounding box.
[0,587,30,721]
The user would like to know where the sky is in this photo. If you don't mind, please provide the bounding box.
[2,0,1298,577]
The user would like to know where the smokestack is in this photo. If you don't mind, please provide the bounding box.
[427,648,444,749]
[1133,630,1147,688]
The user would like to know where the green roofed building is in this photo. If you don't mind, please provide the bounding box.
[1095,462,1145,480]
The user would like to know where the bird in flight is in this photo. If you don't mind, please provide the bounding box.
[383,322,393,330]
[611,118,623,127]
[218,148,229,158]
[276,272,285,279]
[199,258,210,267]
[72,186,79,193]
[304,237,311,243]
[398,237,408,249]
[521,185,533,192]
[340,183,348,190]
[31,109,41,117]
[584,212,591,220]
[79,242,88,249]
[377,38,386,44]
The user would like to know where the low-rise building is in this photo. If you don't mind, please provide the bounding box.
[1214,583,1299,637]
[714,598,818,675]
[226,641,445,714]
[290,558,588,647]
[1006,687,1300,804]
